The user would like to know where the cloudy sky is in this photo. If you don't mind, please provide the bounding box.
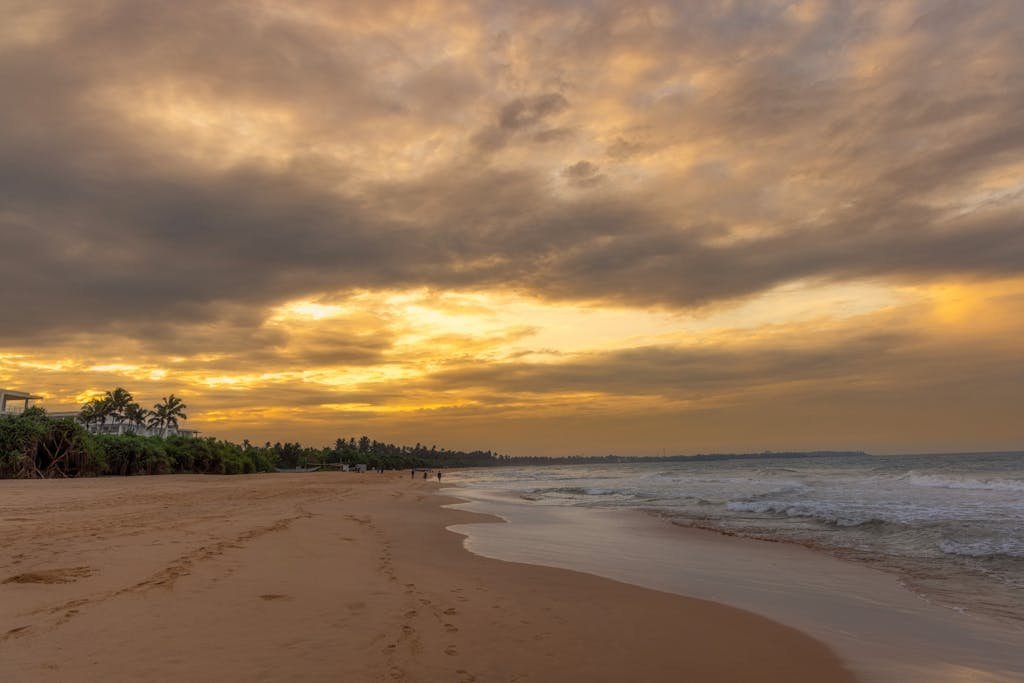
[1,0,1022,455]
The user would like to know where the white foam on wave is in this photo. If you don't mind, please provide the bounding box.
[544,486,619,496]
[939,538,1024,559]
[907,473,1024,493]
[724,499,887,527]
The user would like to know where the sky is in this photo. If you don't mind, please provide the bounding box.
[1,0,1022,456]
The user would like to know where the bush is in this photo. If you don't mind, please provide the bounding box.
[0,409,100,478]
[0,411,278,479]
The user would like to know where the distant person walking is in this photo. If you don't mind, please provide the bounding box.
[437,471,442,482]
[423,470,428,480]
[411,469,415,479]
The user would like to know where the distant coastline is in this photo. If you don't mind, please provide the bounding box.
[502,450,870,466]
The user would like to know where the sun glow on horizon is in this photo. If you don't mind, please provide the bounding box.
[2,1,1022,455]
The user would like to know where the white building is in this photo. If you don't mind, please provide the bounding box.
[0,388,42,416]
[0,388,198,438]
[51,412,200,438]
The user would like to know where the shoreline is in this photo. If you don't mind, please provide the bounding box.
[446,483,1023,683]
[1,473,856,682]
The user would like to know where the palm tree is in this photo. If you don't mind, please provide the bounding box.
[123,403,151,433]
[80,396,115,430]
[148,395,188,436]
[103,387,134,425]
[78,401,99,427]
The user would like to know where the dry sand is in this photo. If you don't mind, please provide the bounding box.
[0,473,858,682]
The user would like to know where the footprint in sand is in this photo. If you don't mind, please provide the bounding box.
[3,567,93,584]
[258,594,292,601]
[443,608,458,615]
[5,625,31,638]
[404,610,418,618]
[444,623,459,632]
[445,646,458,656]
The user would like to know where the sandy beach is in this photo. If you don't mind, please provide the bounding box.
[1,473,856,682]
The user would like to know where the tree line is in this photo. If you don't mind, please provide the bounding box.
[0,408,509,479]
[0,400,870,479]
[79,387,188,434]
[0,407,275,478]
[0,385,510,478]
[266,436,504,470]
[7,386,866,479]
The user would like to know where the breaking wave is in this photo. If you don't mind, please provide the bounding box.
[725,500,895,528]
[906,473,1024,493]
[939,539,1024,559]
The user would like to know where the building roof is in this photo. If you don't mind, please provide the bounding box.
[0,389,44,400]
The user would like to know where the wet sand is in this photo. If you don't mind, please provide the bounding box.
[448,488,1024,683]
[0,473,857,682]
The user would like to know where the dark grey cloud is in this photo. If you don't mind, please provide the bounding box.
[422,332,909,398]
[472,92,570,152]
[562,160,603,188]
[1,0,1023,353]
[499,93,569,130]
[418,323,1024,411]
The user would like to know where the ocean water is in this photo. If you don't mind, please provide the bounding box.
[450,452,1024,624]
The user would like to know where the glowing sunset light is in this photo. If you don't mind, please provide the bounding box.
[1,1,1021,455]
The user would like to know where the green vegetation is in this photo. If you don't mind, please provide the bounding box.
[0,405,503,479]
[0,408,273,478]
[267,437,501,471]
[0,385,511,479]
[79,387,188,435]
[0,407,100,478]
